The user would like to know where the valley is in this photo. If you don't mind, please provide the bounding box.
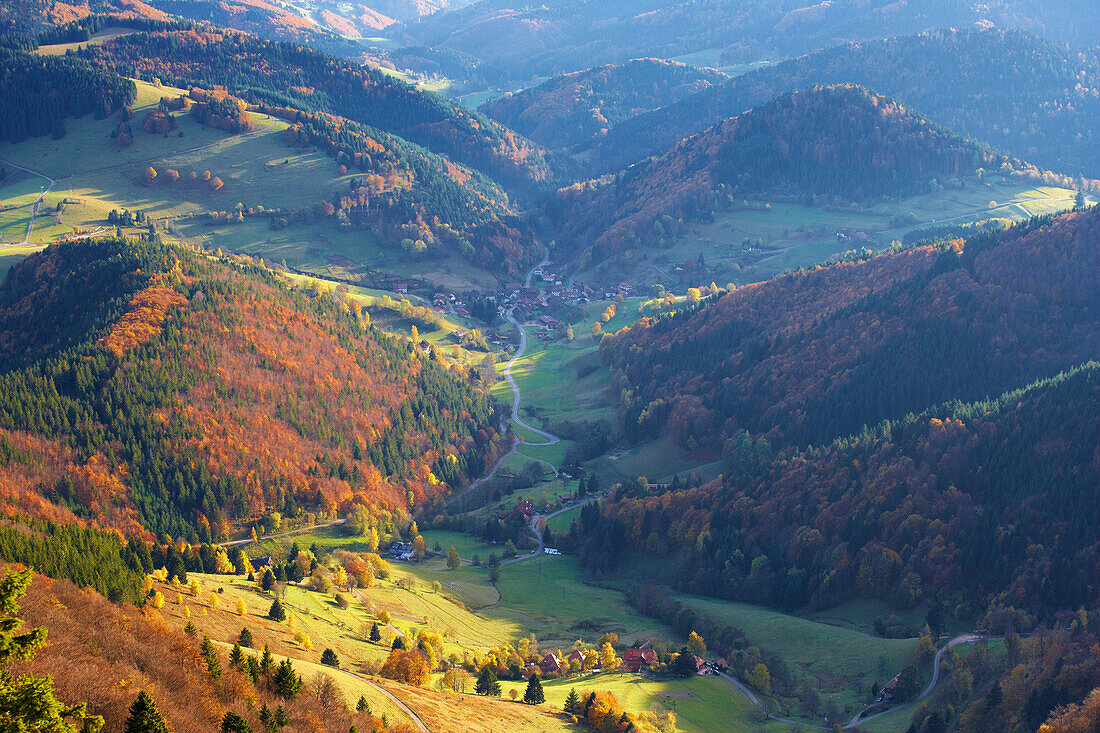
[0,5,1097,733]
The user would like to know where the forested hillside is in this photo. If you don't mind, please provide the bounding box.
[592,28,1100,177]
[0,47,136,142]
[576,362,1099,618]
[76,29,570,193]
[479,59,725,152]
[396,0,1100,80]
[554,85,1039,261]
[600,207,1099,448]
[0,239,502,541]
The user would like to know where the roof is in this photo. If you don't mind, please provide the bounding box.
[622,649,657,663]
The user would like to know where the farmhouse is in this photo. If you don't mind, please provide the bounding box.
[539,652,563,676]
[394,283,408,294]
[621,648,657,673]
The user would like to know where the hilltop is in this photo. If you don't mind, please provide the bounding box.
[0,238,502,539]
[72,27,570,194]
[395,0,1100,80]
[480,58,726,152]
[599,206,1100,449]
[554,85,1049,262]
[592,28,1100,177]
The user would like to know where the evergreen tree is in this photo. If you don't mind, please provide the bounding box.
[258,704,277,733]
[221,711,253,732]
[321,648,339,667]
[563,687,580,714]
[369,622,381,642]
[356,696,370,714]
[261,569,275,591]
[273,659,301,699]
[523,673,545,705]
[260,645,276,678]
[124,690,168,733]
[239,627,254,647]
[475,666,501,696]
[229,644,244,668]
[268,598,286,622]
[392,636,406,650]
[201,637,221,679]
[672,646,697,678]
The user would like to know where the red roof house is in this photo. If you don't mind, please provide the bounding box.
[622,648,657,673]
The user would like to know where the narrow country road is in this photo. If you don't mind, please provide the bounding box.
[716,633,983,730]
[0,159,57,244]
[449,246,563,505]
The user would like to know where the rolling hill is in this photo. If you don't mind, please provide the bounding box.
[394,0,1100,80]
[0,238,503,540]
[553,84,1075,262]
[72,27,572,194]
[479,58,726,152]
[591,28,1100,177]
[600,206,1099,450]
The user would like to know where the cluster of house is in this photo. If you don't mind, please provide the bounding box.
[532,647,720,678]
[388,541,416,561]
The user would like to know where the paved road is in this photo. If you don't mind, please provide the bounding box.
[0,159,57,244]
[715,633,983,730]
[449,247,563,505]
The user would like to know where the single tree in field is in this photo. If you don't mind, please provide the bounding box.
[124,690,168,733]
[504,540,517,558]
[672,646,697,678]
[321,648,340,667]
[236,598,248,616]
[356,695,370,714]
[509,689,518,701]
[268,598,286,621]
[221,711,253,732]
[523,673,545,705]
[686,630,706,658]
[475,666,501,696]
[563,687,580,713]
[446,546,461,570]
[369,622,381,642]
[152,591,165,609]
[261,569,275,591]
[239,627,254,647]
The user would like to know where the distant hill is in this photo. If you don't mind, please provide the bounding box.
[394,0,1100,80]
[591,28,1100,177]
[554,85,1070,262]
[599,206,1100,450]
[75,29,573,195]
[480,58,726,152]
[0,239,502,540]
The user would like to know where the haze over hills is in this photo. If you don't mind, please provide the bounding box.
[553,84,1084,264]
[3,1,1100,732]
[394,0,1100,80]
[591,28,1100,177]
[479,58,727,152]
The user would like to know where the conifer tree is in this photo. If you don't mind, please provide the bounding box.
[124,691,168,733]
[221,711,253,732]
[356,696,370,714]
[563,687,580,714]
[475,666,501,696]
[273,659,301,699]
[523,673,545,704]
[201,636,221,679]
[239,627,254,647]
[230,644,244,668]
[268,597,286,621]
[369,622,381,642]
[321,648,339,667]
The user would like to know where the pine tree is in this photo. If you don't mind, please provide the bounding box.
[369,622,381,642]
[273,659,301,699]
[124,690,169,733]
[260,645,275,678]
[321,648,340,667]
[268,597,286,621]
[523,673,545,705]
[221,711,253,732]
[392,635,406,650]
[201,636,222,679]
[239,627,254,647]
[230,644,244,668]
[563,687,580,714]
[356,696,370,714]
[261,569,275,591]
[475,666,501,696]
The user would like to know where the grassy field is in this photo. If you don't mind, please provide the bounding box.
[0,78,498,290]
[578,179,1080,290]
[0,244,43,276]
[498,671,769,733]
[35,27,136,55]
[668,590,921,718]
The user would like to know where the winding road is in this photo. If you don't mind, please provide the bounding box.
[0,159,57,244]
